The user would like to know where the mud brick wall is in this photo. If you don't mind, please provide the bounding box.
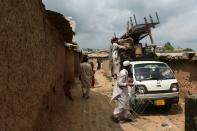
[164,60,197,98]
[64,48,75,83]
[102,58,111,76]
[0,0,71,130]
[74,52,81,77]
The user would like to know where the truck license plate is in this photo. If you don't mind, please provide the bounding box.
[154,99,165,106]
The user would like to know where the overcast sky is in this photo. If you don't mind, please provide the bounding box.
[43,0,197,50]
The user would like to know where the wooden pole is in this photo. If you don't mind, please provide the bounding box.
[144,17,154,44]
[149,15,155,28]
[114,32,116,38]
[156,12,160,24]
[144,17,148,25]
[130,17,133,28]
[150,15,153,23]
[149,31,154,44]
[127,21,129,33]
[134,14,138,25]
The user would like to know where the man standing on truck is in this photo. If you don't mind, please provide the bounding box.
[112,60,133,122]
[111,37,126,77]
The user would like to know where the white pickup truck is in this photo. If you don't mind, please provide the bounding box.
[129,61,179,109]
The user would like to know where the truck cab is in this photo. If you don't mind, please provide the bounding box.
[129,61,179,109]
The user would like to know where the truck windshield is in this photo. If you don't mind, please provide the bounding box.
[134,63,175,81]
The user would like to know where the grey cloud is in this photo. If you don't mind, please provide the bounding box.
[43,0,197,50]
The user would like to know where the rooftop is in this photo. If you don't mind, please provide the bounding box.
[46,10,75,43]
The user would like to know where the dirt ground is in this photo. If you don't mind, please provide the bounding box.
[60,70,184,131]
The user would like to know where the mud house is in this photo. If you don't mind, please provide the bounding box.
[158,52,197,96]
[88,51,111,75]
[0,1,81,131]
[158,52,197,130]
[65,42,81,81]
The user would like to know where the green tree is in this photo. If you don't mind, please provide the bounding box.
[183,48,193,51]
[163,42,174,51]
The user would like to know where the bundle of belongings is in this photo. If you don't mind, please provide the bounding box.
[111,36,144,77]
[118,37,143,61]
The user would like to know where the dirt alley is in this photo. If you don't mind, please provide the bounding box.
[60,70,184,131]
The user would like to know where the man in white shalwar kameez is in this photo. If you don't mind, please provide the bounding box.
[111,37,126,77]
[80,56,93,99]
[112,61,133,122]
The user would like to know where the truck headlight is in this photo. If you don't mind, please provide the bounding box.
[171,83,179,92]
[136,85,146,94]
